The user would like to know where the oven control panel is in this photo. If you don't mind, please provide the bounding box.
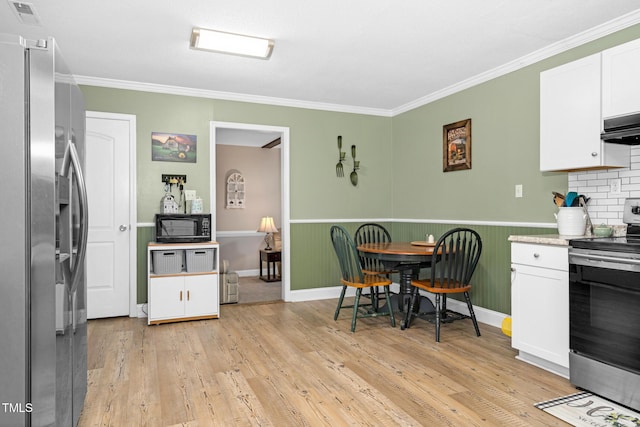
[623,198,640,225]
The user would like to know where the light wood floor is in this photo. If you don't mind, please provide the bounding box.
[79,298,576,426]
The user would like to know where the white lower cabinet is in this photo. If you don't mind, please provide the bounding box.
[148,274,218,322]
[147,242,219,325]
[511,242,569,377]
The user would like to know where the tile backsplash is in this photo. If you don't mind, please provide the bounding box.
[568,146,640,225]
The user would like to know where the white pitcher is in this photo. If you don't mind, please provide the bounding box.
[554,207,587,236]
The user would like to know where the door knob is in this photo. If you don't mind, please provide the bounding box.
[119,225,127,231]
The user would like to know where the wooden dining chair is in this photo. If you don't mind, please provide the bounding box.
[401,228,482,342]
[330,225,396,332]
[354,223,396,309]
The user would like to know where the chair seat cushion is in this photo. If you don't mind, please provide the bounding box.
[411,279,472,294]
[342,275,392,289]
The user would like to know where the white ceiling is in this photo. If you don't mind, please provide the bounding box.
[3,0,640,115]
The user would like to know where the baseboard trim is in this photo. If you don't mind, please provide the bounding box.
[443,298,507,330]
[287,283,507,329]
[237,269,260,277]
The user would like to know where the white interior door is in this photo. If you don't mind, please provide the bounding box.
[86,112,136,318]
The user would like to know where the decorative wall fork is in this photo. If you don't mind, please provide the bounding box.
[336,135,345,177]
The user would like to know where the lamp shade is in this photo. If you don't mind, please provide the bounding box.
[257,216,278,233]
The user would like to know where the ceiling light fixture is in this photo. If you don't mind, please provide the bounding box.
[190,27,274,59]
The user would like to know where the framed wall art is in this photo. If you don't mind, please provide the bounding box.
[443,118,471,172]
[151,132,197,163]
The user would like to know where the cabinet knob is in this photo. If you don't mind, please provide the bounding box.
[591,152,598,157]
[533,253,540,258]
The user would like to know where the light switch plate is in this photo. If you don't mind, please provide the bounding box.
[185,190,196,200]
[515,184,523,198]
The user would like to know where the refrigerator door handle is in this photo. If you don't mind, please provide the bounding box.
[61,140,89,294]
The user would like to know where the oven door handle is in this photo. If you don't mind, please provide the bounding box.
[570,252,640,266]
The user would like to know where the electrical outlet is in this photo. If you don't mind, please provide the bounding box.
[515,184,523,198]
[185,190,196,200]
[611,178,622,195]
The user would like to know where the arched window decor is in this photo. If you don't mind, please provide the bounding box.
[226,172,245,209]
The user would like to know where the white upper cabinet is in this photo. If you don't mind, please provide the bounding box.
[540,53,629,172]
[602,37,640,119]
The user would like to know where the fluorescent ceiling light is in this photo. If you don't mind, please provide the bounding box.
[190,27,274,59]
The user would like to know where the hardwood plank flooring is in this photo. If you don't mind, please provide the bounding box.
[79,298,576,426]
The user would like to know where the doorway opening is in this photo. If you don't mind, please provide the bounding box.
[210,121,290,304]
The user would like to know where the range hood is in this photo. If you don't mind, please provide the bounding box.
[601,113,640,145]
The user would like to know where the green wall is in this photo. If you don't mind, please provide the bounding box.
[384,25,640,314]
[81,88,393,304]
[392,24,640,223]
[80,88,393,222]
[81,24,640,313]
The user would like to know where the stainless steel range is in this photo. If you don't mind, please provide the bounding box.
[568,198,640,411]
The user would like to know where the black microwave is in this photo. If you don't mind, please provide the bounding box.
[155,214,211,243]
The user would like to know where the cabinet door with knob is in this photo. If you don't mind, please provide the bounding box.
[511,242,569,377]
[540,53,628,171]
[602,37,640,119]
[148,276,186,320]
[184,274,218,317]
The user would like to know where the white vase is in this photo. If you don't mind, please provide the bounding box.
[554,207,587,236]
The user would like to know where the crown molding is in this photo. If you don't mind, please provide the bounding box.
[74,75,393,117]
[76,10,640,118]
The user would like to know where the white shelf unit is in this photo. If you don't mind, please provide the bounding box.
[147,241,220,325]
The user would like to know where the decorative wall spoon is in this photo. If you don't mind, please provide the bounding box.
[336,136,344,177]
[350,145,358,186]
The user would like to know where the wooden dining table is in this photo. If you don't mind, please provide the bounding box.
[357,241,437,315]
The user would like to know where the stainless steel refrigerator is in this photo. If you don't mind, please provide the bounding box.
[0,34,88,427]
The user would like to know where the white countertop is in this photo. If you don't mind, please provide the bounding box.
[508,234,582,246]
[509,225,627,246]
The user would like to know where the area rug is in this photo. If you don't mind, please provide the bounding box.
[535,392,640,427]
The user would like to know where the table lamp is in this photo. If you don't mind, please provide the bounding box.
[257,216,278,250]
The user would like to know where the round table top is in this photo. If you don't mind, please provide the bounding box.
[357,242,435,255]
